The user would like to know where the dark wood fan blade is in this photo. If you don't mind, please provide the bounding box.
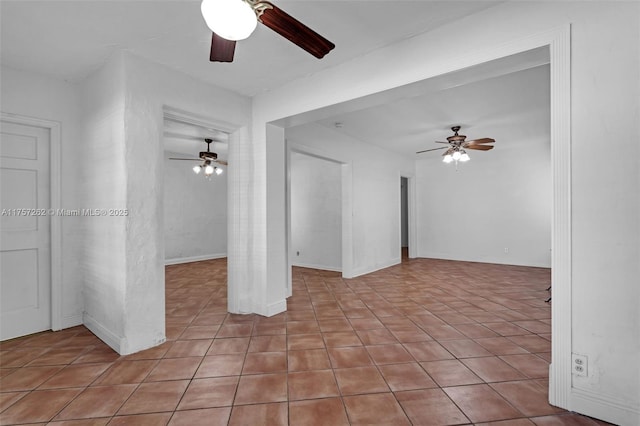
[216,160,228,166]
[435,141,450,144]
[210,32,236,62]
[464,138,495,145]
[259,3,335,59]
[465,145,494,151]
[169,158,202,161]
[416,146,448,154]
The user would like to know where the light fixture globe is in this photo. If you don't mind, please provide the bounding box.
[193,165,202,174]
[459,151,470,162]
[443,154,453,164]
[201,0,257,41]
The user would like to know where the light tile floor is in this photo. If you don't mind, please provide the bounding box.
[0,258,613,425]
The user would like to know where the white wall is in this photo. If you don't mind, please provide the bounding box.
[287,123,414,277]
[290,152,341,271]
[250,2,639,424]
[163,150,227,263]
[77,51,250,354]
[0,65,83,329]
[417,66,551,268]
[78,53,129,349]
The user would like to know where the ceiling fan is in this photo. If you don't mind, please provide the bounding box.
[416,126,495,164]
[169,138,227,176]
[202,0,335,62]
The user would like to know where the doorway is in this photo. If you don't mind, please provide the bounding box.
[400,176,409,261]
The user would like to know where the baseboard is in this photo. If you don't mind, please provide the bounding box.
[571,387,640,426]
[417,252,551,269]
[165,253,226,265]
[291,261,341,272]
[59,314,83,330]
[266,299,287,317]
[350,257,401,278]
[83,312,124,354]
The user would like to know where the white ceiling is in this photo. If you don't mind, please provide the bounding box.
[0,0,502,97]
[1,0,549,160]
[316,62,551,157]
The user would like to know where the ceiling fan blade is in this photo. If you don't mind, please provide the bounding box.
[465,145,494,151]
[169,158,202,161]
[464,138,495,145]
[215,160,228,166]
[210,32,236,62]
[259,3,335,59]
[416,146,449,154]
[435,141,450,144]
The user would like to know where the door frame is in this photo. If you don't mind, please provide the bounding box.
[399,174,416,259]
[1,112,62,331]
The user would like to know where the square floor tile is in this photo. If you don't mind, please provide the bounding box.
[228,403,287,426]
[500,354,550,378]
[234,373,288,405]
[39,362,112,389]
[118,380,189,415]
[289,397,350,426]
[356,329,398,345]
[288,349,332,371]
[287,333,325,350]
[0,388,82,424]
[169,407,231,426]
[177,376,239,410]
[0,365,63,391]
[323,331,363,348]
[475,337,530,355]
[248,335,287,352]
[94,360,157,385]
[366,344,413,365]
[207,338,250,355]
[242,351,287,374]
[334,366,389,395]
[491,380,565,417]
[378,362,437,391]
[109,412,173,425]
[396,388,470,425]
[55,384,137,420]
[440,339,493,358]
[164,340,212,358]
[404,341,455,362]
[421,359,483,387]
[288,369,340,400]
[343,393,411,425]
[195,354,244,378]
[443,384,523,423]
[145,357,200,381]
[462,356,527,382]
[327,347,374,368]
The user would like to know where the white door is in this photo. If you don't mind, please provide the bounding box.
[0,121,52,340]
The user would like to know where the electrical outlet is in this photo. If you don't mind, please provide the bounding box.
[572,353,588,377]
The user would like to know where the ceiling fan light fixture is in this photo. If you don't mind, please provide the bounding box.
[215,166,224,175]
[443,154,453,164]
[201,0,257,41]
[452,150,462,161]
[204,164,215,175]
[193,165,202,174]
[459,151,470,162]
